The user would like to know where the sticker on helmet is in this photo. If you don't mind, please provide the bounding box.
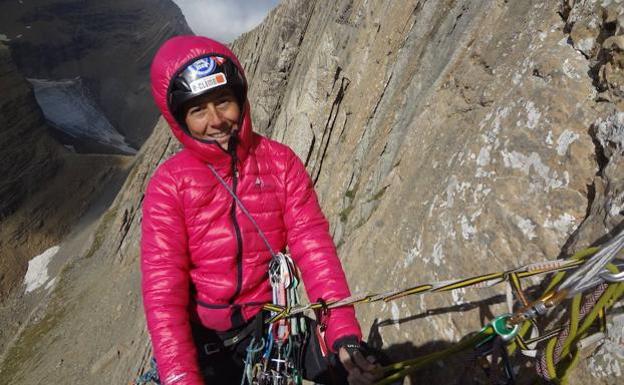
[211,56,226,65]
[189,72,227,94]
[188,57,217,77]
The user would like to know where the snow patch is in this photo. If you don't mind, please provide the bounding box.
[556,130,580,156]
[24,246,59,293]
[28,77,136,154]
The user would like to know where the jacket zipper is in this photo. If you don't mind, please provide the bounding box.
[229,147,244,305]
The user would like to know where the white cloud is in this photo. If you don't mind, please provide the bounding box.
[173,0,280,43]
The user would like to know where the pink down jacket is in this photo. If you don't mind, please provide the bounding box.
[141,35,362,385]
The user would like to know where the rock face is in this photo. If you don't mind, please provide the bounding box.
[232,0,609,349]
[2,1,624,384]
[0,41,135,370]
[0,41,62,295]
[0,42,60,219]
[0,0,192,147]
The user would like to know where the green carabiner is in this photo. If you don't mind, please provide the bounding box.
[491,314,520,341]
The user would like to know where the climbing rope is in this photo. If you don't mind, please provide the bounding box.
[367,231,624,385]
[263,256,590,323]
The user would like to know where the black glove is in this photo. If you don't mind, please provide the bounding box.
[333,336,369,359]
[334,336,382,385]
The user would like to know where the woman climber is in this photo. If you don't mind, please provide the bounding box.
[141,35,381,385]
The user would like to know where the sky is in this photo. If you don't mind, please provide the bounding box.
[173,0,281,43]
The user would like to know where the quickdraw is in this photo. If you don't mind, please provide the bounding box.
[241,252,308,385]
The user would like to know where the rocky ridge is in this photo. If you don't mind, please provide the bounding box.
[1,0,624,384]
[0,40,62,296]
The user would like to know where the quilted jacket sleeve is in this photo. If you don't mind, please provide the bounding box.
[141,166,203,385]
[282,148,363,351]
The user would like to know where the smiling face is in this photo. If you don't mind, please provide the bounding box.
[183,87,241,150]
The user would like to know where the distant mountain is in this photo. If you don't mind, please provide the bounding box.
[0,0,192,148]
[0,41,60,219]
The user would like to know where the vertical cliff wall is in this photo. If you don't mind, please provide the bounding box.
[233,0,624,381]
[2,1,623,384]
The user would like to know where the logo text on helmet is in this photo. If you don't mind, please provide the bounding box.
[189,72,228,94]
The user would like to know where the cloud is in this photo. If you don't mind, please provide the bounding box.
[173,0,280,43]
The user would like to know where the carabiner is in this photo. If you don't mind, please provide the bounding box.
[491,314,520,341]
[600,270,624,282]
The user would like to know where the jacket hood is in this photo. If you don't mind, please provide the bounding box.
[151,35,253,167]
